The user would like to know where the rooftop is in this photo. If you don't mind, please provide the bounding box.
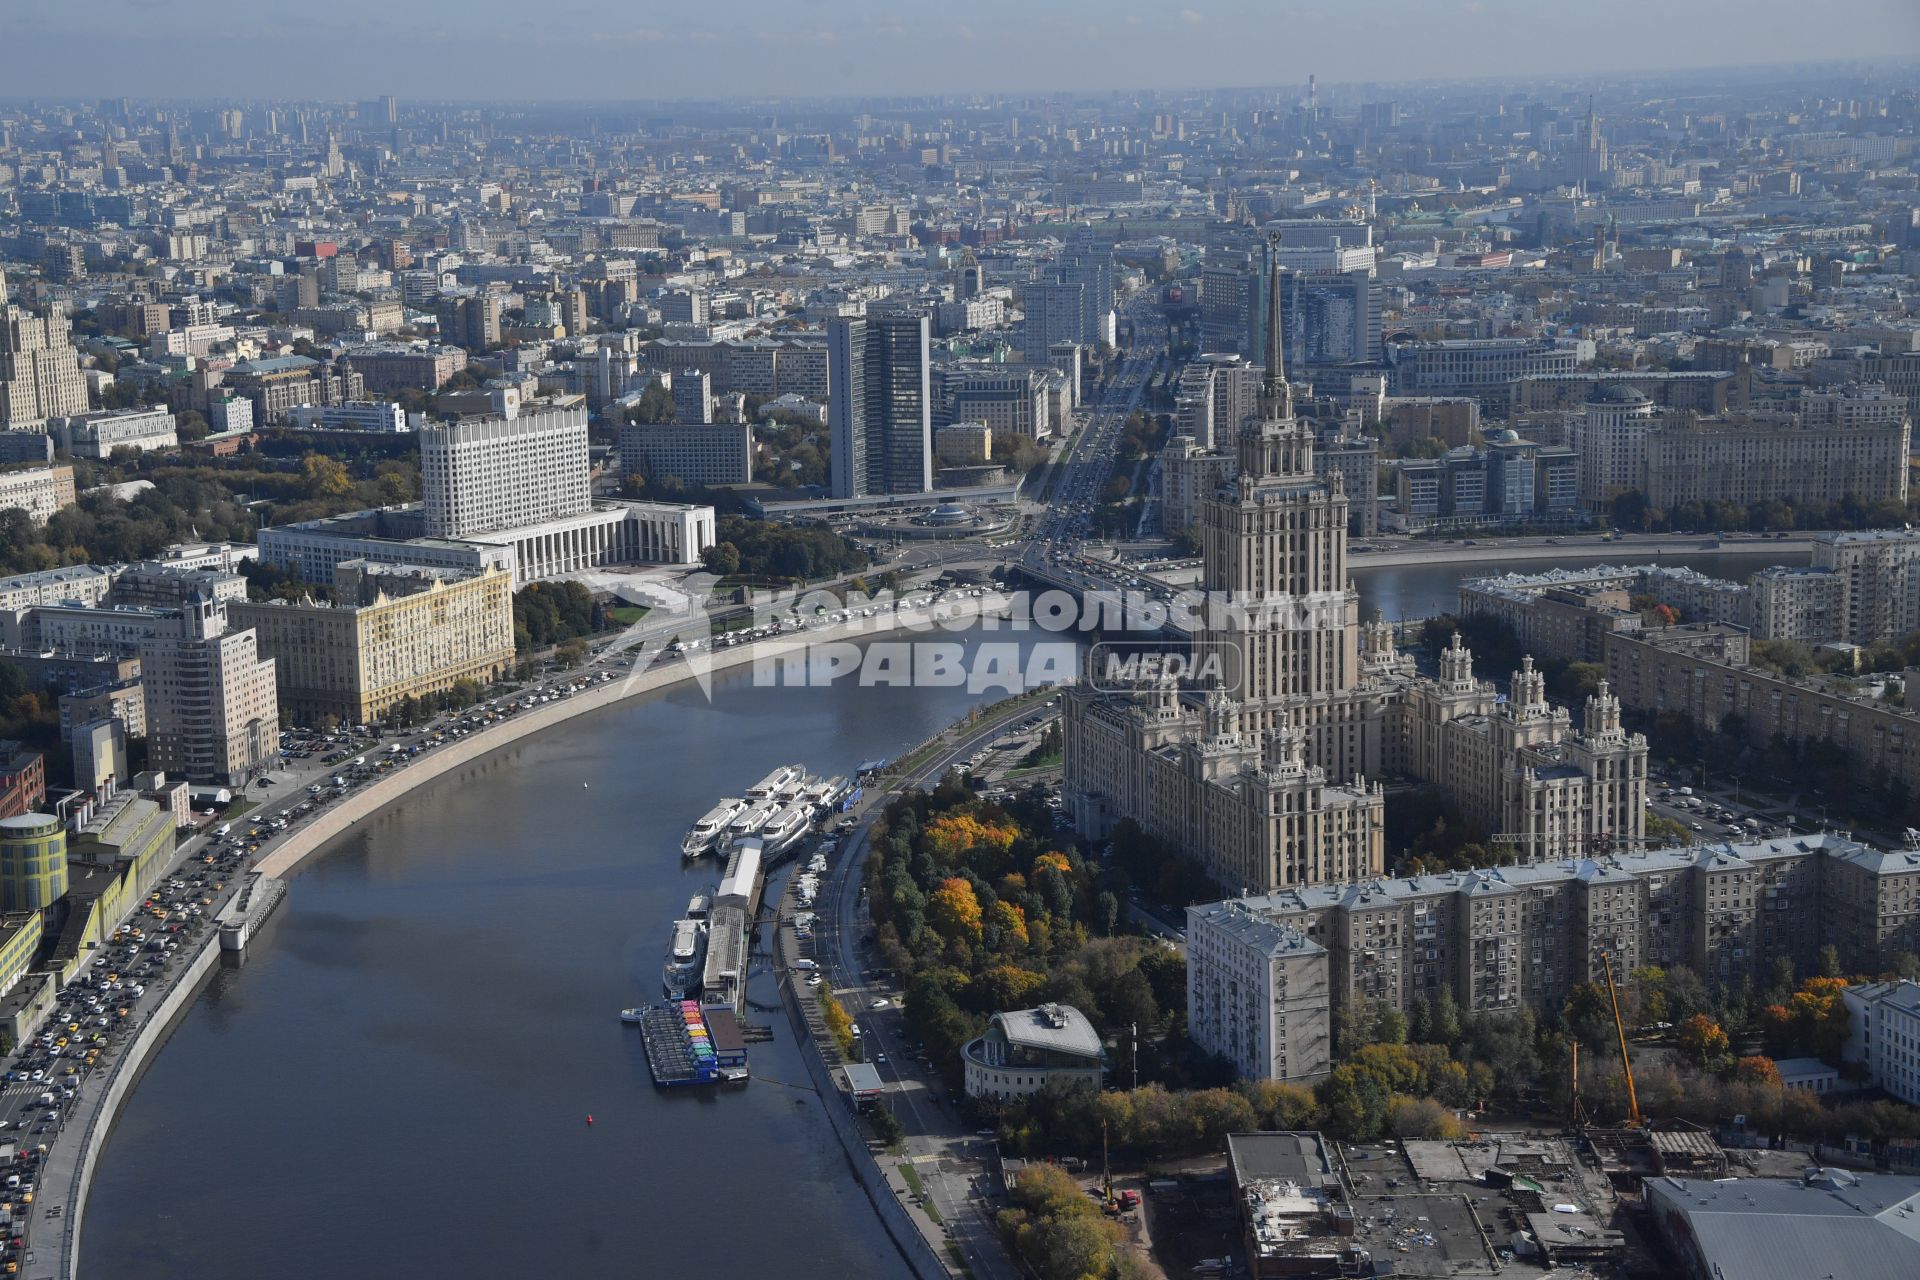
[1647,1171,1920,1280]
[1227,1131,1335,1184]
[1212,833,1883,917]
[992,1003,1102,1059]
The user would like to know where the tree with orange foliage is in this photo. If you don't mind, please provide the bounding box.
[923,812,1018,864]
[1676,1013,1731,1068]
[927,877,984,942]
[1032,850,1072,876]
[1762,976,1851,1060]
[1733,1055,1782,1086]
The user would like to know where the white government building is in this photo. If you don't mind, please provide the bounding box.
[261,402,714,587]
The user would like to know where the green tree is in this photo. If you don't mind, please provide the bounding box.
[1408,991,1432,1044]
[1564,983,1618,1053]
[301,452,353,497]
[1817,944,1843,979]
[626,381,677,424]
[1316,1064,1391,1141]
[1431,986,1462,1046]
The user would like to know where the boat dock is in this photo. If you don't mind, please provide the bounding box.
[637,1001,730,1087]
[700,838,765,1012]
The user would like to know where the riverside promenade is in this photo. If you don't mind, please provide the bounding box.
[46,588,1011,1279]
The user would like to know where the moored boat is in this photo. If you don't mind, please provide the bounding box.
[745,764,806,801]
[682,798,747,858]
[758,800,814,856]
[662,894,712,999]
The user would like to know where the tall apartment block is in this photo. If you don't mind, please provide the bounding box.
[139,595,279,785]
[671,369,712,424]
[437,294,502,352]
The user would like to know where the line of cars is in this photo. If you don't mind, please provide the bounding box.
[671,585,996,657]
[0,836,247,1274]
[1656,782,1776,837]
[240,685,621,842]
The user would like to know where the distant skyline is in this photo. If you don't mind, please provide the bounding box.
[2,0,1918,102]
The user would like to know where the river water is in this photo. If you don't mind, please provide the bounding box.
[81,549,1806,1276]
[82,632,1072,1280]
[1350,550,1801,622]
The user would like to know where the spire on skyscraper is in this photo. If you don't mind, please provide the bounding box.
[1260,231,1292,422]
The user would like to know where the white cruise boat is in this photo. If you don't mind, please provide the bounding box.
[727,799,780,840]
[745,764,807,801]
[661,894,712,999]
[682,798,747,858]
[758,800,815,856]
[802,776,850,816]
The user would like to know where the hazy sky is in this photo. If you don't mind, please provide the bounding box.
[3,0,1918,102]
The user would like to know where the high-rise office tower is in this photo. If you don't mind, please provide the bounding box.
[1204,254,1380,368]
[1278,269,1382,368]
[0,275,89,430]
[829,313,932,499]
[1022,278,1086,363]
[1059,231,1115,348]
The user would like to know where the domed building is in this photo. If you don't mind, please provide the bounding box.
[919,503,975,527]
[1573,382,1660,511]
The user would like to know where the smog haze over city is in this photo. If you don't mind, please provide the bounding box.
[0,0,1915,98]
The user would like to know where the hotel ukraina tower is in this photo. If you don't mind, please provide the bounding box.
[1064,236,1648,894]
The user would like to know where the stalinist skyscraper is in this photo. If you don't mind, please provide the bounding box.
[1063,235,1645,894]
[1193,235,1387,780]
[0,274,90,430]
[1065,234,1398,894]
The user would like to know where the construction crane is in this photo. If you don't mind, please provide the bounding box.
[1570,1040,1591,1129]
[1600,951,1642,1127]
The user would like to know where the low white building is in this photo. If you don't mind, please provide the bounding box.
[51,406,178,459]
[467,501,714,586]
[1844,979,1920,1105]
[289,401,408,433]
[258,500,712,589]
[1775,1057,1842,1094]
[962,1003,1103,1103]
